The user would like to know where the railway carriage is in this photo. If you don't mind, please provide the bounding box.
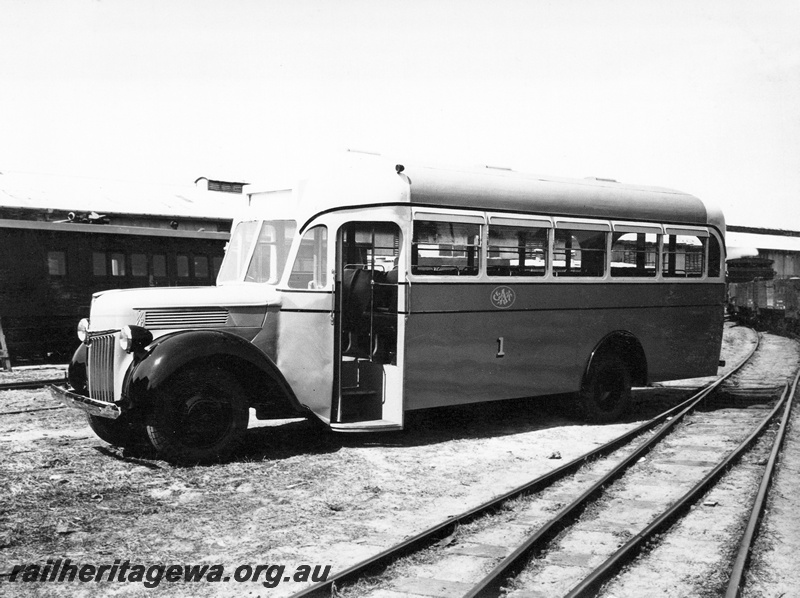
[52,157,726,462]
[0,219,226,363]
[728,277,800,329]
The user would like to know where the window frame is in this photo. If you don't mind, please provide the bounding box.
[609,223,663,279]
[486,215,552,278]
[47,250,67,277]
[287,225,330,290]
[401,210,718,283]
[411,211,484,277]
[552,219,611,278]
[661,226,709,279]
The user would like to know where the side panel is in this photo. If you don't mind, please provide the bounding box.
[277,290,335,421]
[403,282,725,410]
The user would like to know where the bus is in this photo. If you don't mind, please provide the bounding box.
[51,157,726,462]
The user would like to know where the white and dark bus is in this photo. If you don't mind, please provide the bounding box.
[52,158,726,462]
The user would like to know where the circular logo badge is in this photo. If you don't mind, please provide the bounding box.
[490,286,516,309]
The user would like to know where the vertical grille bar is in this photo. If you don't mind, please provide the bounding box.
[87,334,115,403]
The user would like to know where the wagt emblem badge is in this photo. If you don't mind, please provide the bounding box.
[490,286,516,309]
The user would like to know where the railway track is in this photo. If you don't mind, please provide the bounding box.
[0,376,68,415]
[289,332,800,598]
[0,377,65,392]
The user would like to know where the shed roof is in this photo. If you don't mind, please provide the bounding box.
[726,231,800,253]
[0,171,242,220]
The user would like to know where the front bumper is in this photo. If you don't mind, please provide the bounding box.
[48,384,121,419]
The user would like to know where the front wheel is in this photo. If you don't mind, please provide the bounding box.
[146,367,249,464]
[576,355,632,423]
[87,413,150,449]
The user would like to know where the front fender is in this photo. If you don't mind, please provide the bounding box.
[67,342,89,396]
[123,329,301,415]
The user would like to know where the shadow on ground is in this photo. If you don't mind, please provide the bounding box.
[233,386,697,463]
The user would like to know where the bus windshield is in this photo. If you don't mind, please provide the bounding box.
[217,219,297,284]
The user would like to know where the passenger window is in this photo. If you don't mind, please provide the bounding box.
[92,252,106,276]
[488,225,548,276]
[288,226,328,289]
[177,255,190,278]
[47,251,66,276]
[611,233,658,278]
[663,235,705,278]
[131,253,147,277]
[194,256,209,278]
[212,256,223,279]
[554,229,607,277]
[152,254,167,278]
[412,220,481,276]
[110,253,126,277]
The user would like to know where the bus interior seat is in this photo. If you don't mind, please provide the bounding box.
[342,267,371,354]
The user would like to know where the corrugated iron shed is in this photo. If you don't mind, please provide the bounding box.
[0,171,242,220]
[726,231,800,253]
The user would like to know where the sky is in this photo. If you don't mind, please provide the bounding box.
[1,0,799,229]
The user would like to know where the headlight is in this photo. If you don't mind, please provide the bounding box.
[119,325,153,354]
[77,318,90,342]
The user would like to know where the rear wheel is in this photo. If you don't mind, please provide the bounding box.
[146,367,249,463]
[87,413,150,449]
[576,355,632,422]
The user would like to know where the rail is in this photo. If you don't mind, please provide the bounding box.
[724,367,800,598]
[290,334,761,598]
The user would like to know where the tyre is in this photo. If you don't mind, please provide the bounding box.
[576,354,632,423]
[146,367,249,464]
[87,413,150,449]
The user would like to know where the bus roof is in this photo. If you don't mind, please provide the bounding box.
[249,158,724,233]
[404,164,717,228]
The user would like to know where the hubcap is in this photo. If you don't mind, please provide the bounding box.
[176,391,232,447]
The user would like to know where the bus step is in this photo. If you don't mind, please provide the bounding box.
[339,388,382,422]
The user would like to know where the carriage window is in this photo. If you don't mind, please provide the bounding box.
[110,253,126,276]
[611,233,658,278]
[92,252,106,276]
[194,256,209,278]
[663,235,705,278]
[554,229,607,277]
[131,253,147,277]
[412,220,481,276]
[212,256,223,279]
[47,251,66,276]
[288,226,328,289]
[488,225,548,276]
[152,254,167,278]
[177,255,190,278]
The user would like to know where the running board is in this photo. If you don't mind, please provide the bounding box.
[330,419,402,432]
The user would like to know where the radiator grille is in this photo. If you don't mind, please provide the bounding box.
[87,333,115,403]
[142,308,229,328]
